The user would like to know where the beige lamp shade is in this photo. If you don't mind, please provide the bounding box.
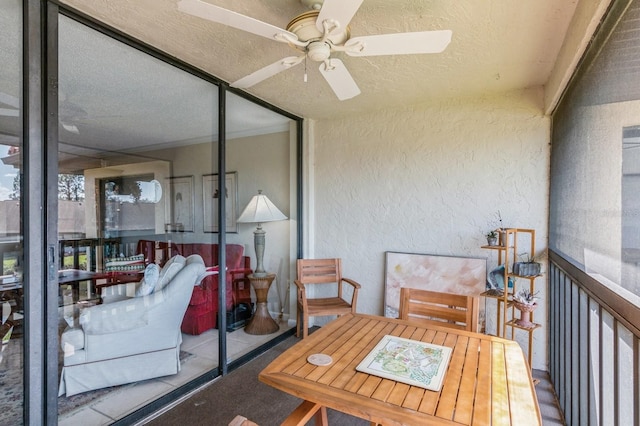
[237,190,287,224]
[237,190,287,276]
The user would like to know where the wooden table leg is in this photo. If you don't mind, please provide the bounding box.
[281,400,327,426]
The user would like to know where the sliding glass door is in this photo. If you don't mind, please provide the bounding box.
[55,13,223,422]
[53,9,300,424]
[0,3,300,421]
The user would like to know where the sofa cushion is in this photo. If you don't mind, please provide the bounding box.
[135,263,160,297]
[156,255,186,291]
[60,327,85,352]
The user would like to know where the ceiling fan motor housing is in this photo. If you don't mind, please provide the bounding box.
[286,11,349,47]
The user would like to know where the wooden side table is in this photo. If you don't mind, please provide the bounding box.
[244,273,279,335]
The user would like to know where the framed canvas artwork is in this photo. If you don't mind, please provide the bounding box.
[384,252,487,330]
[202,172,238,233]
[164,175,194,232]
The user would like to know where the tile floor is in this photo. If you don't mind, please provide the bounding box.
[58,321,293,426]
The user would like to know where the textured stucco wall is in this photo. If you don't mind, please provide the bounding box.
[309,88,550,369]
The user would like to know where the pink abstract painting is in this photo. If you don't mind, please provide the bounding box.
[384,252,487,321]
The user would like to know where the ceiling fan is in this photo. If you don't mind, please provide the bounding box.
[177,0,452,100]
[0,91,84,134]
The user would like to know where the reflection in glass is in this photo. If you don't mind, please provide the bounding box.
[622,125,640,295]
[550,1,640,300]
[56,12,223,410]
[51,8,298,422]
[0,0,24,424]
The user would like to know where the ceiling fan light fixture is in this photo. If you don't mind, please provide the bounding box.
[307,42,331,62]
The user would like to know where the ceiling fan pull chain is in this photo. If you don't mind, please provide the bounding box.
[304,56,308,83]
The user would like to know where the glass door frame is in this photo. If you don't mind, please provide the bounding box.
[24,2,304,423]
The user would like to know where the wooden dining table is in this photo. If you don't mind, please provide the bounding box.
[259,313,541,426]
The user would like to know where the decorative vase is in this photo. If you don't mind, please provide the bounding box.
[513,301,537,328]
[498,229,507,246]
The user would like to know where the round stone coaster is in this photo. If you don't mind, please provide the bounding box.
[307,353,333,366]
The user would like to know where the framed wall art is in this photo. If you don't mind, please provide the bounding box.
[164,176,194,233]
[202,172,238,233]
[384,252,487,330]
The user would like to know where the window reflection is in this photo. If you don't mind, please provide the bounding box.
[550,1,640,301]
[55,12,297,422]
[0,0,24,424]
[622,125,640,295]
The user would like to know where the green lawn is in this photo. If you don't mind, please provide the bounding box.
[3,254,88,275]
[62,254,88,270]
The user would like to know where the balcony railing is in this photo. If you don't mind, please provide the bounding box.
[549,250,640,425]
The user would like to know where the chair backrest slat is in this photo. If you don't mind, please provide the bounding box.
[297,258,342,285]
[399,287,477,332]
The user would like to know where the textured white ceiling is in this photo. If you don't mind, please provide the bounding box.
[60,0,581,120]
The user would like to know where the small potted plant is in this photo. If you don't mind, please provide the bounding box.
[486,230,498,246]
[512,289,539,328]
[488,211,508,246]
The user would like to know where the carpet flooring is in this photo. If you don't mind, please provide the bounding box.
[145,335,369,426]
[146,334,565,426]
[0,335,23,426]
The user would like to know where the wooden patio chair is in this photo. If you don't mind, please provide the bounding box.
[294,258,361,338]
[398,287,478,332]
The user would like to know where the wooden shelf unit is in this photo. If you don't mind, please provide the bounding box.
[481,228,540,367]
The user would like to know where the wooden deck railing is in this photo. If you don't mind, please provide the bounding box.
[549,250,640,425]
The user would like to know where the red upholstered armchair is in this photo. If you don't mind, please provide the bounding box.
[136,240,251,334]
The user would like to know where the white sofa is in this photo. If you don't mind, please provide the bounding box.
[58,254,206,397]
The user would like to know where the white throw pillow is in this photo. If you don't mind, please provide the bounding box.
[135,263,160,297]
[155,255,186,291]
[60,327,84,351]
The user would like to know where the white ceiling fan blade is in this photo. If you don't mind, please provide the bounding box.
[61,122,79,134]
[345,30,452,57]
[0,108,18,117]
[318,58,360,101]
[316,0,364,32]
[231,56,304,89]
[178,0,297,42]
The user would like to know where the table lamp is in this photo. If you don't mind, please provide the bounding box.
[237,190,287,277]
